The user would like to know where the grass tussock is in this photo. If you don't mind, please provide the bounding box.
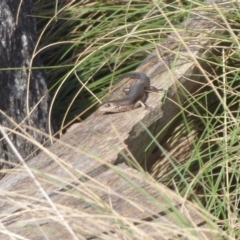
[0,0,240,239]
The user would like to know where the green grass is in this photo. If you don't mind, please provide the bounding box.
[8,0,237,238]
[34,0,193,129]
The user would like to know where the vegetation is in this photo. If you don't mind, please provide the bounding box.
[34,0,190,129]
[2,0,240,239]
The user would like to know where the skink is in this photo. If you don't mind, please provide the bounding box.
[99,72,162,113]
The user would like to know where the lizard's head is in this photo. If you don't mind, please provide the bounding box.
[98,102,120,113]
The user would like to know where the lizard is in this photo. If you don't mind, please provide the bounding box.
[98,72,162,113]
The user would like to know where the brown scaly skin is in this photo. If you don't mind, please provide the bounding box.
[99,72,162,113]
